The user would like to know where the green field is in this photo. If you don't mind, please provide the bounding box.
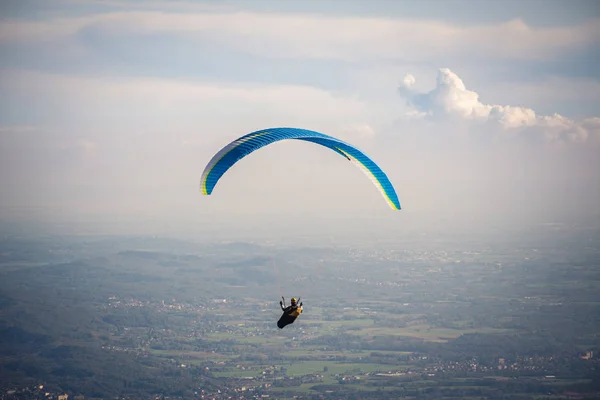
[284,361,387,376]
[346,322,512,341]
[212,368,265,378]
[281,348,412,359]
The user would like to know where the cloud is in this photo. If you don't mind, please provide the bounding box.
[0,70,381,215]
[0,69,371,136]
[336,123,376,142]
[485,76,600,106]
[398,68,600,143]
[1,10,598,63]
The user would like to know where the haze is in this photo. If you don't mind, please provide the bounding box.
[1,0,599,241]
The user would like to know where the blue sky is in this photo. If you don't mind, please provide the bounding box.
[1,0,599,239]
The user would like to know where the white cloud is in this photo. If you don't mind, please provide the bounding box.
[398,68,600,143]
[480,76,600,107]
[336,123,376,142]
[0,69,370,137]
[0,70,384,217]
[1,10,598,62]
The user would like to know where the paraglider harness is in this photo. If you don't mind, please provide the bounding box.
[277,296,303,329]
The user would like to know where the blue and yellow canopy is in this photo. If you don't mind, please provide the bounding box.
[200,127,400,210]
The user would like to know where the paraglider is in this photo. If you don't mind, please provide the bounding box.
[277,297,303,329]
[200,127,401,328]
[200,127,401,210]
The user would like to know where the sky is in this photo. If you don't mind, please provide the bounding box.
[0,0,599,241]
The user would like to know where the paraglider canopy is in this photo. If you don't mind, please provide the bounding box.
[200,127,401,210]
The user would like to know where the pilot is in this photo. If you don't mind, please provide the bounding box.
[280,297,302,313]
